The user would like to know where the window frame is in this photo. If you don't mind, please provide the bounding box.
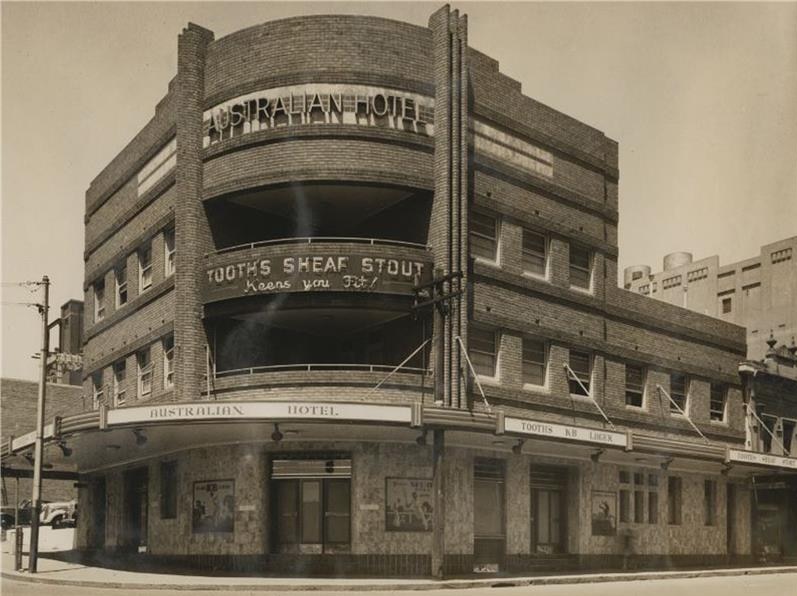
[668,373,689,415]
[92,373,104,410]
[139,243,153,293]
[163,334,175,389]
[521,228,548,279]
[164,228,176,278]
[137,348,153,399]
[568,244,593,292]
[113,359,127,406]
[469,327,499,381]
[709,383,727,423]
[521,337,547,388]
[625,364,646,409]
[94,279,106,323]
[115,264,128,309]
[567,349,592,397]
[470,211,500,265]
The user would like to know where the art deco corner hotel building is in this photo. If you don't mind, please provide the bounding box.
[6,6,796,576]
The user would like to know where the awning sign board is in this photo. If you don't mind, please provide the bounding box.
[727,449,797,470]
[106,401,412,426]
[504,416,628,448]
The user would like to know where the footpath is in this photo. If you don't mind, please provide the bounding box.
[2,550,797,592]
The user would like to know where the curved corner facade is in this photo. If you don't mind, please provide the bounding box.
[18,7,789,576]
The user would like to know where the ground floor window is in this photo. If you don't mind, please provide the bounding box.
[272,458,351,549]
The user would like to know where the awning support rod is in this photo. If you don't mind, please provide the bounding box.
[746,404,787,455]
[362,338,431,400]
[563,363,616,430]
[656,384,710,444]
[455,335,491,412]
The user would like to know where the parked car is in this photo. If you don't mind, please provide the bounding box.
[0,500,41,528]
[40,500,77,528]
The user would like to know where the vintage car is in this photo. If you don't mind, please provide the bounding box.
[40,500,77,528]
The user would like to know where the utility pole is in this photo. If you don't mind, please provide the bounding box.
[412,268,462,578]
[28,275,49,573]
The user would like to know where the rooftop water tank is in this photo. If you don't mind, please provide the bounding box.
[663,252,693,272]
[623,265,651,288]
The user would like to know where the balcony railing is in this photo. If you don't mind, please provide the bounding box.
[211,237,430,257]
[212,363,429,379]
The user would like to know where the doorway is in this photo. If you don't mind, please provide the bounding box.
[123,467,148,552]
[530,465,568,554]
[90,477,106,549]
[473,458,505,571]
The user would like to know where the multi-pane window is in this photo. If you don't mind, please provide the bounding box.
[667,476,682,525]
[619,471,630,523]
[760,414,776,453]
[783,419,796,456]
[625,364,645,408]
[669,373,688,414]
[160,461,178,519]
[137,348,153,398]
[470,212,498,262]
[92,373,104,410]
[164,228,176,277]
[569,245,592,290]
[522,229,547,276]
[709,384,727,422]
[470,328,497,378]
[94,280,105,322]
[568,350,591,396]
[163,334,175,389]
[113,360,127,406]
[721,296,732,314]
[634,487,645,524]
[522,338,546,386]
[704,479,717,526]
[648,474,659,524]
[139,244,153,292]
[115,265,128,308]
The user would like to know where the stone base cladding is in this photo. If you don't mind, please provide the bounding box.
[74,439,750,576]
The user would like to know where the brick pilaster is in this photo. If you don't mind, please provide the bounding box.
[175,23,214,403]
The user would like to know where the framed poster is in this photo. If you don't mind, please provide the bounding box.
[385,477,433,531]
[591,490,617,536]
[192,479,235,533]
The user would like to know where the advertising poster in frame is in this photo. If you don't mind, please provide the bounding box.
[192,479,235,533]
[591,490,617,536]
[385,477,433,531]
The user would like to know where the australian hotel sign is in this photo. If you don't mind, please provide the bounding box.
[203,83,434,145]
[203,247,433,303]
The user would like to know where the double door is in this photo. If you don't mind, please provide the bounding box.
[530,466,568,554]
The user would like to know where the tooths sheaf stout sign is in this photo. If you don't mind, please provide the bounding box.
[203,250,433,303]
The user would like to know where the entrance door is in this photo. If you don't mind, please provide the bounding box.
[530,465,568,554]
[123,468,148,551]
[90,478,106,549]
[473,458,505,571]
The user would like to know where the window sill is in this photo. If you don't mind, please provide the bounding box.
[476,375,500,387]
[625,404,646,412]
[522,271,549,283]
[474,256,500,268]
[569,285,594,296]
[569,392,593,400]
[522,383,549,394]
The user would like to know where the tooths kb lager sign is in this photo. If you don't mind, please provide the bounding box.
[203,247,433,303]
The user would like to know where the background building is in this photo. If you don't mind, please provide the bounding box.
[2,6,795,576]
[624,236,797,360]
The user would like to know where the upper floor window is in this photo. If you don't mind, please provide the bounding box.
[164,228,176,277]
[568,349,591,396]
[522,338,546,387]
[113,359,127,406]
[139,244,153,292]
[669,373,688,414]
[470,212,499,263]
[115,265,128,308]
[163,334,175,389]
[721,296,732,314]
[625,364,645,408]
[709,384,727,422]
[137,348,153,398]
[92,373,103,410]
[94,280,105,323]
[522,229,547,277]
[569,245,592,291]
[469,327,498,378]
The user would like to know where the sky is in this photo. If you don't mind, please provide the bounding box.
[2,1,796,382]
